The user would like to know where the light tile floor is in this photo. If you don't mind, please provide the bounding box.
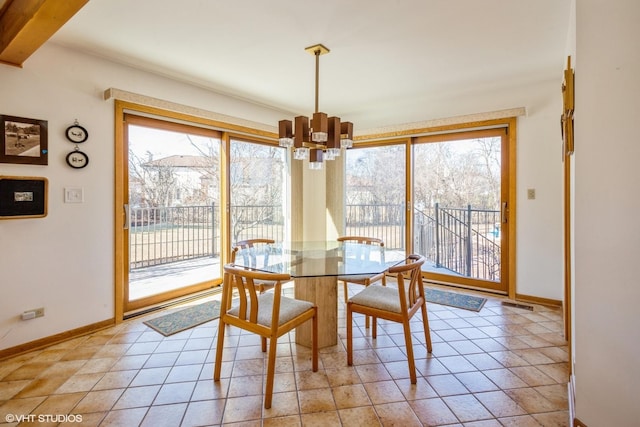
[0,283,569,426]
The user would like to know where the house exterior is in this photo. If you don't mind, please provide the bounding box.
[136,155,215,207]
[0,1,638,425]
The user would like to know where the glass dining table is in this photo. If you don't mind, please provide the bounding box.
[231,241,407,348]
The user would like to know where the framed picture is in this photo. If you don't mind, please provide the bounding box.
[0,176,48,219]
[1,115,48,165]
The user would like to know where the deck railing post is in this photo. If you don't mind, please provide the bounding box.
[466,204,472,277]
[211,202,216,257]
[435,203,441,267]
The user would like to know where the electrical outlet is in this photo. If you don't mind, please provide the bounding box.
[21,307,45,320]
[527,188,536,200]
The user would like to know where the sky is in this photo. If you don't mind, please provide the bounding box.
[128,125,218,160]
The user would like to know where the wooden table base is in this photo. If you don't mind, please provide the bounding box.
[294,276,338,348]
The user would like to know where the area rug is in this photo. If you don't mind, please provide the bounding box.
[144,300,221,336]
[425,287,487,312]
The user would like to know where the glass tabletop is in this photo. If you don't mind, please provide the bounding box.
[232,241,407,278]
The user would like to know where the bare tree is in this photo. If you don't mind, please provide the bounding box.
[412,137,500,210]
[229,140,285,242]
[129,150,181,207]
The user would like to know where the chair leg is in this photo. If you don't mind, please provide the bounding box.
[261,337,267,353]
[343,281,349,303]
[402,320,417,384]
[364,282,370,329]
[213,317,226,381]
[264,335,278,409]
[346,302,353,366]
[312,307,318,372]
[420,301,433,353]
[372,316,377,339]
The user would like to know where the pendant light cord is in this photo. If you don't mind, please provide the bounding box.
[314,49,320,113]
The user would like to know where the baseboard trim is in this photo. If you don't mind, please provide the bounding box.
[515,293,562,307]
[569,375,576,424]
[568,374,588,426]
[0,318,115,361]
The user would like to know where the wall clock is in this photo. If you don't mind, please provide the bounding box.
[66,150,89,169]
[65,123,88,143]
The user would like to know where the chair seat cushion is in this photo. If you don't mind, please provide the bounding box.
[349,285,401,313]
[228,293,314,327]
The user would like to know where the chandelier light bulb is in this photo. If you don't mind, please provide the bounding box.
[279,137,294,148]
[312,131,328,143]
[294,147,310,160]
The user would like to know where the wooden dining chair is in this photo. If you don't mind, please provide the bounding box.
[213,264,318,409]
[337,236,386,328]
[346,254,431,384]
[231,238,278,293]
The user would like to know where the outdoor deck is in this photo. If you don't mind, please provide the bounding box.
[129,256,220,301]
[128,255,457,302]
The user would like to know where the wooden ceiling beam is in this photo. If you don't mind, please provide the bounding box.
[0,0,88,67]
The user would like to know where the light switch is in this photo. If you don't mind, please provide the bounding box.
[527,188,536,200]
[64,187,84,203]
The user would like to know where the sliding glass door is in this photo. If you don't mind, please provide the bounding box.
[344,128,511,294]
[413,128,509,293]
[123,115,222,312]
[116,110,290,315]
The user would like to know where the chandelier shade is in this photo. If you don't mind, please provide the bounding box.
[278,44,353,168]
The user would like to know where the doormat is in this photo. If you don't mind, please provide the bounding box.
[425,287,487,312]
[144,300,221,336]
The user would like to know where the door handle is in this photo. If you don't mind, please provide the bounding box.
[501,202,508,223]
[124,204,130,230]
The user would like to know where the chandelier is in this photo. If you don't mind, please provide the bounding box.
[278,44,353,169]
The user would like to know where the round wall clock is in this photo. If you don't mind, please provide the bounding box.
[65,124,89,143]
[66,150,89,169]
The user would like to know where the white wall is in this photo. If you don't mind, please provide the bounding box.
[574,1,640,425]
[0,42,564,351]
[0,44,284,350]
[515,81,564,299]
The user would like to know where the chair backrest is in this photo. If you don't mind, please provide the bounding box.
[337,236,384,247]
[338,236,385,263]
[388,254,426,310]
[231,238,276,268]
[221,263,290,327]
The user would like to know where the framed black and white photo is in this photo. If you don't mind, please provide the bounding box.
[65,123,88,143]
[1,115,48,165]
[66,150,89,169]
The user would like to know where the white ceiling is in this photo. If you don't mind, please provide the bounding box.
[49,0,571,130]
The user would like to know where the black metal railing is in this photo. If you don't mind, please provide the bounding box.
[415,203,501,281]
[345,203,406,250]
[129,205,217,269]
[129,204,285,270]
[130,203,500,282]
[230,204,285,243]
[347,203,501,282]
